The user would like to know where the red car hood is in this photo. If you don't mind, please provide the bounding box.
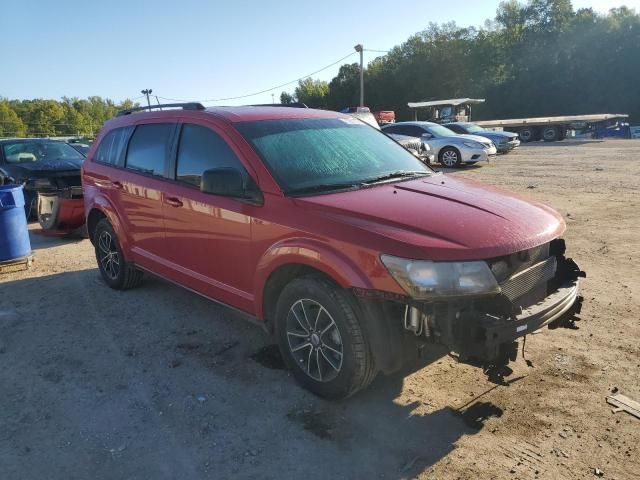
[295,174,565,261]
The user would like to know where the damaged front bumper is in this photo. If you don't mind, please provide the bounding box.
[36,186,86,235]
[480,280,582,351]
[391,241,586,366]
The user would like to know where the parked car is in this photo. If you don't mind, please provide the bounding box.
[82,103,584,400]
[341,106,380,129]
[445,122,520,153]
[385,133,435,164]
[0,138,86,232]
[68,142,91,156]
[381,121,497,167]
[373,110,395,125]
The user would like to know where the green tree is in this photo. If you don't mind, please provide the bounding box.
[0,101,26,137]
[294,78,329,109]
[280,92,294,104]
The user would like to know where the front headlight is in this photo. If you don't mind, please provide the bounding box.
[422,142,431,151]
[381,255,501,300]
[463,141,483,149]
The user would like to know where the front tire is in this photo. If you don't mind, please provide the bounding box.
[94,218,143,290]
[274,275,376,399]
[439,147,462,168]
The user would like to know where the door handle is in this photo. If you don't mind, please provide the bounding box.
[165,196,183,208]
[111,181,124,190]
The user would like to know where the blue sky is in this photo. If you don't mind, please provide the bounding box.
[3,0,636,105]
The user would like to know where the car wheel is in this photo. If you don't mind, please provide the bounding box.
[94,218,143,290]
[274,275,376,399]
[439,147,461,168]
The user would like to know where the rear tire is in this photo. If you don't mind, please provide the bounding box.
[94,218,143,290]
[439,147,462,168]
[274,275,376,399]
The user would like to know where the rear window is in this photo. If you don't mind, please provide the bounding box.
[125,123,174,177]
[94,127,131,166]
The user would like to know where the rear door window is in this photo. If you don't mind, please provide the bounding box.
[125,123,174,177]
[175,124,247,188]
[94,127,132,166]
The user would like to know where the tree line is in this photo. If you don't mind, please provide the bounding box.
[2,0,638,138]
[282,0,640,122]
[0,97,138,138]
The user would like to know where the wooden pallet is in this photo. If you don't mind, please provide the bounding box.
[0,254,34,274]
[606,394,640,419]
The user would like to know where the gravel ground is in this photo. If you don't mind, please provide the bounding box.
[0,140,638,479]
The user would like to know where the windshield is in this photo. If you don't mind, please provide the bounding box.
[237,118,432,194]
[424,124,457,138]
[461,123,485,133]
[2,140,84,164]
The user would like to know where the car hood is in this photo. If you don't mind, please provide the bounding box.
[456,134,494,146]
[4,158,82,177]
[295,174,564,261]
[477,131,517,141]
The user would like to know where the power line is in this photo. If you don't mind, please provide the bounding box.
[364,48,389,53]
[157,51,358,103]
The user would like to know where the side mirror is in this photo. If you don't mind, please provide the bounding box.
[421,132,433,140]
[201,167,263,204]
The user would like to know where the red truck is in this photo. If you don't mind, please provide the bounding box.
[82,103,584,399]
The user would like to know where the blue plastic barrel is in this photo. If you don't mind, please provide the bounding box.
[0,185,32,262]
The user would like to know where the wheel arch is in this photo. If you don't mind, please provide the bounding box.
[85,197,130,258]
[255,239,374,325]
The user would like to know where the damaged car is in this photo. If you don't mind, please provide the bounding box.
[0,138,86,234]
[83,104,585,400]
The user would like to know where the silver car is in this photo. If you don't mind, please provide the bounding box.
[382,121,497,167]
[385,133,435,164]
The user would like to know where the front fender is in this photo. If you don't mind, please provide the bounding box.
[254,237,374,319]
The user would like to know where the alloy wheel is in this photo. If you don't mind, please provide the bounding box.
[286,298,343,382]
[441,150,458,167]
[97,230,120,280]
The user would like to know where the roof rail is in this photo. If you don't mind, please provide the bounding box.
[116,102,206,117]
[246,103,309,109]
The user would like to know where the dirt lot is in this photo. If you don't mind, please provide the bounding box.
[1,140,638,479]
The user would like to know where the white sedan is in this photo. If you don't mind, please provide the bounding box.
[382,121,497,167]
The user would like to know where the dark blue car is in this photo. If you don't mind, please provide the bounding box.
[445,122,521,154]
[0,139,84,217]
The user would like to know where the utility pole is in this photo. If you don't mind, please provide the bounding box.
[271,93,275,104]
[141,89,153,111]
[354,44,364,107]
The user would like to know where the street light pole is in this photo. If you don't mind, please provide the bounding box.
[354,44,364,107]
[141,89,153,111]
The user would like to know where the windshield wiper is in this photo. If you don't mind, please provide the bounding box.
[363,170,430,185]
[285,182,361,196]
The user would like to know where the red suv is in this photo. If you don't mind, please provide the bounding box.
[82,103,584,399]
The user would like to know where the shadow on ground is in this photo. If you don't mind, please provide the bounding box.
[0,269,504,479]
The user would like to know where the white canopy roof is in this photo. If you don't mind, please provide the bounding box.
[407,98,486,109]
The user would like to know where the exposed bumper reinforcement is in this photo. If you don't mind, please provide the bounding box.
[482,280,581,348]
